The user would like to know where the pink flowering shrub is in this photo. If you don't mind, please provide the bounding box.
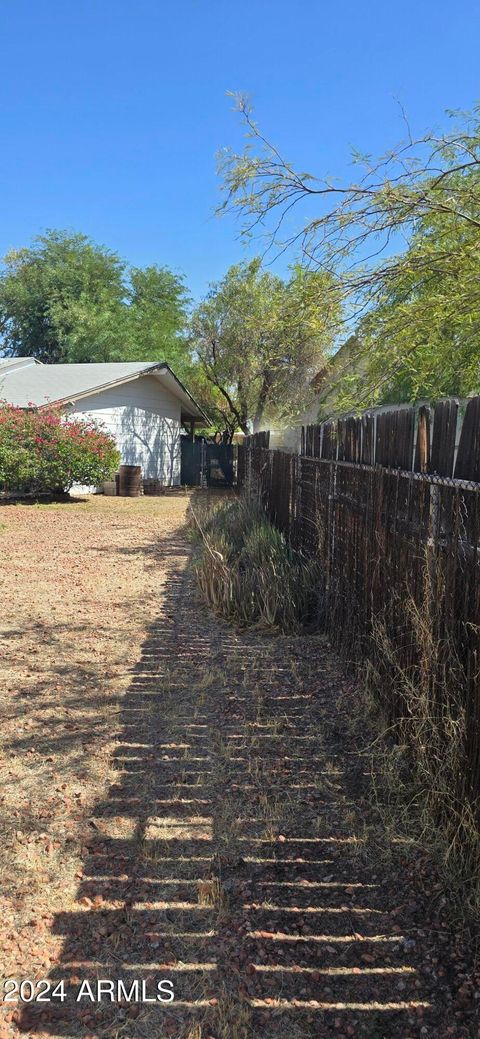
[0,403,120,494]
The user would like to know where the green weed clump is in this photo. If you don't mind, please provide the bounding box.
[190,497,319,632]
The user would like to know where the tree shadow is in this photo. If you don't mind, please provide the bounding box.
[0,496,89,507]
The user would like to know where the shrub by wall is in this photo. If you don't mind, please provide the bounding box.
[0,403,120,494]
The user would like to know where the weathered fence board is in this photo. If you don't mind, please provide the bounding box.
[414,405,431,473]
[455,397,480,482]
[375,407,416,470]
[430,399,458,477]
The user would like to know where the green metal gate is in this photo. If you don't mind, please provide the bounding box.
[180,440,236,487]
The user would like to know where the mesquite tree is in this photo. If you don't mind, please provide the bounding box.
[219,99,480,408]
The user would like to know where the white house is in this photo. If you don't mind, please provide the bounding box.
[0,357,209,485]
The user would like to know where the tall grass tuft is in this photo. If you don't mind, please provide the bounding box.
[190,497,319,632]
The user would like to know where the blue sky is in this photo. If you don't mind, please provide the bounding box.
[1,0,479,301]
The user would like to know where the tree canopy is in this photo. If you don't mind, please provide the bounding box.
[219,99,480,411]
[0,230,192,377]
[342,199,480,410]
[190,258,340,434]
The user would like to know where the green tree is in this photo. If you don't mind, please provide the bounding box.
[0,229,191,370]
[219,99,480,409]
[345,202,480,409]
[190,258,340,434]
[0,230,126,363]
[126,265,192,379]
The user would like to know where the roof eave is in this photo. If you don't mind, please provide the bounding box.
[34,361,211,425]
[35,362,167,410]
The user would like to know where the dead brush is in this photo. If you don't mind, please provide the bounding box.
[184,1025,203,1039]
[363,557,480,917]
[210,985,252,1039]
[197,876,225,909]
[190,496,320,633]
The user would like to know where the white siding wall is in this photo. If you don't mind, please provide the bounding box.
[72,374,182,485]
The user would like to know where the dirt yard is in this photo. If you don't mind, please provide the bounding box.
[0,494,478,1039]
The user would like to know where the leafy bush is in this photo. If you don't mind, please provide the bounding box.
[0,403,120,494]
[191,497,319,632]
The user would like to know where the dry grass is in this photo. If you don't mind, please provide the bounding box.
[0,493,193,991]
[190,496,320,632]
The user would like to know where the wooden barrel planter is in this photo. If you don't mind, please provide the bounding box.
[103,480,117,496]
[143,478,165,496]
[118,465,142,497]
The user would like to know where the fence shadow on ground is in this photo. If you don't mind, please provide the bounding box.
[15,516,459,1039]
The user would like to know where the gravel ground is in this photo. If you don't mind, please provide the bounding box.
[0,493,478,1039]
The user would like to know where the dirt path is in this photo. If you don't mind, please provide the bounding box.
[0,496,477,1039]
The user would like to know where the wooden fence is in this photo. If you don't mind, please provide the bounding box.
[238,399,480,830]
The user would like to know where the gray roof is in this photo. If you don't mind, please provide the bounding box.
[0,356,41,375]
[0,358,209,423]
